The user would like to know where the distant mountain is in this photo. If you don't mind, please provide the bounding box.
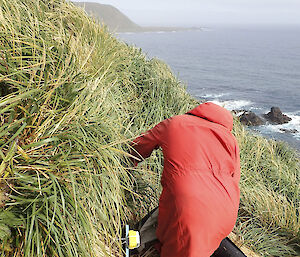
[73,2,142,32]
[73,2,202,33]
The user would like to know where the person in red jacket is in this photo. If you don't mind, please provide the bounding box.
[130,102,241,257]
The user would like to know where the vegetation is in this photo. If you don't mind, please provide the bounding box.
[73,2,141,33]
[0,0,299,256]
[233,125,299,256]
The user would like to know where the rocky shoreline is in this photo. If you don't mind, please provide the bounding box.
[234,107,298,134]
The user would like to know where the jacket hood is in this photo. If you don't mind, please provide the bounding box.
[187,102,233,131]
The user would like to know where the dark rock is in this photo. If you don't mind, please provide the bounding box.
[239,111,265,126]
[232,110,247,116]
[263,107,292,124]
[279,128,298,134]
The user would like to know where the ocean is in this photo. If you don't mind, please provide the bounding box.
[118,26,300,151]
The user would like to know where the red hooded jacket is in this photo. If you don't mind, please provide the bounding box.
[131,102,240,257]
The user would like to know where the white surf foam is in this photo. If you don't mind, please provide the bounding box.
[201,93,229,99]
[211,100,253,111]
[259,112,300,140]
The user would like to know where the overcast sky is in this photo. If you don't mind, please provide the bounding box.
[72,0,300,27]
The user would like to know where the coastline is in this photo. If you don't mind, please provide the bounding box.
[2,1,299,256]
[118,29,300,152]
[205,98,300,152]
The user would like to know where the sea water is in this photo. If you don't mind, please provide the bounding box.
[118,26,300,151]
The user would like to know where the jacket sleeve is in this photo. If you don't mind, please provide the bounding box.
[130,120,167,165]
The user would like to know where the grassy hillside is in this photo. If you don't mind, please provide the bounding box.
[0,0,299,256]
[72,2,201,33]
[73,2,142,32]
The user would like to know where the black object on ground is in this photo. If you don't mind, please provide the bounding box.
[211,237,247,257]
[124,207,247,257]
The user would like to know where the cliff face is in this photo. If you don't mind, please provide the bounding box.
[73,2,142,32]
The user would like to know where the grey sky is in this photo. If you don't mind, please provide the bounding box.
[72,0,300,26]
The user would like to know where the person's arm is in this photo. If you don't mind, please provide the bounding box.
[129,120,167,165]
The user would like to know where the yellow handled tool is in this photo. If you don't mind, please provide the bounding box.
[124,225,140,257]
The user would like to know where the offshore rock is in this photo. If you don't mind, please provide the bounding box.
[264,107,292,124]
[238,111,265,126]
[280,128,298,134]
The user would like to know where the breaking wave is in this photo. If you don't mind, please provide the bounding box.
[211,99,253,111]
[259,112,300,140]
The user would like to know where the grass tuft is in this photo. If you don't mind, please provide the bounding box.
[0,0,299,256]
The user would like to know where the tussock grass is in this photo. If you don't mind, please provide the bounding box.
[233,124,299,256]
[0,0,299,256]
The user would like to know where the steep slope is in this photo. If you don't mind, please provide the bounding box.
[0,0,299,256]
[73,2,142,32]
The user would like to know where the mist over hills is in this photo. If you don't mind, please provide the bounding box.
[73,2,201,32]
